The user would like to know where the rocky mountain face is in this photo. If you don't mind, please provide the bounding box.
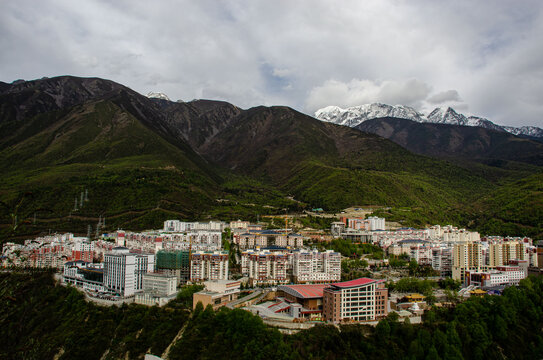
[315,103,543,139]
[356,117,543,166]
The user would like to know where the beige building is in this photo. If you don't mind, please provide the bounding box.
[452,241,484,282]
[322,278,388,323]
[233,230,304,249]
[190,251,229,282]
[193,280,241,310]
[241,250,288,286]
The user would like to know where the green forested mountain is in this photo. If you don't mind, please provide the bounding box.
[0,76,541,241]
[2,271,543,359]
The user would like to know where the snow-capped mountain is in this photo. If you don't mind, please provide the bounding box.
[502,126,543,138]
[315,104,542,138]
[146,92,171,101]
[315,103,424,127]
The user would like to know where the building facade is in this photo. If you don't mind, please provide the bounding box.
[322,278,388,322]
[241,250,288,286]
[190,251,229,282]
[291,249,341,283]
[103,247,155,297]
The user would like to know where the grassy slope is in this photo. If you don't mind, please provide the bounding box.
[202,106,493,211]
[0,100,220,241]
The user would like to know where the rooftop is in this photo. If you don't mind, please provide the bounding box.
[330,278,377,288]
[278,284,327,299]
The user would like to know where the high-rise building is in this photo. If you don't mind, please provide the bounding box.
[291,250,341,283]
[103,247,154,297]
[190,251,229,282]
[452,241,484,282]
[241,250,288,286]
[155,250,191,284]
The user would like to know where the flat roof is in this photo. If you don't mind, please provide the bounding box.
[278,284,327,299]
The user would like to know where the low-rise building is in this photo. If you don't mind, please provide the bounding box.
[63,261,105,292]
[134,272,178,306]
[233,230,304,249]
[193,279,241,310]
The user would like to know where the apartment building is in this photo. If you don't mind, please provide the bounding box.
[241,250,288,286]
[234,230,304,249]
[163,220,225,232]
[190,251,229,282]
[103,247,155,297]
[155,250,191,284]
[431,247,452,276]
[488,241,527,267]
[452,241,484,282]
[466,265,527,288]
[291,249,341,283]
[322,278,388,323]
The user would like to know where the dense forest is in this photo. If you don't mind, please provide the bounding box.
[1,271,543,359]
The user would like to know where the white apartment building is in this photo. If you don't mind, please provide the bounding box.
[103,247,155,297]
[142,272,177,296]
[291,250,341,283]
[366,217,386,231]
[163,220,225,232]
[241,250,288,286]
[466,266,526,288]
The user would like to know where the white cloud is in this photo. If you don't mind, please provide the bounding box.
[306,78,432,112]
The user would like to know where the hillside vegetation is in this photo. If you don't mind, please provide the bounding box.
[2,271,543,359]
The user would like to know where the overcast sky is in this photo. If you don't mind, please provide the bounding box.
[1,0,542,127]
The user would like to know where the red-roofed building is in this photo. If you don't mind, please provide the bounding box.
[277,284,327,311]
[323,278,388,323]
[277,278,388,322]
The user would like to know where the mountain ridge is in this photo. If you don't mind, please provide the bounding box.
[315,103,543,138]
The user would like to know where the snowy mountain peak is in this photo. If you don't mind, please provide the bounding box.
[146,92,171,101]
[315,103,425,127]
[314,103,543,138]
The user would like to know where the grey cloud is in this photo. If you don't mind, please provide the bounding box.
[1,0,542,126]
[427,90,462,104]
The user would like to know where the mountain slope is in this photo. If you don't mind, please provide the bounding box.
[356,117,543,166]
[0,77,223,241]
[197,106,494,211]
